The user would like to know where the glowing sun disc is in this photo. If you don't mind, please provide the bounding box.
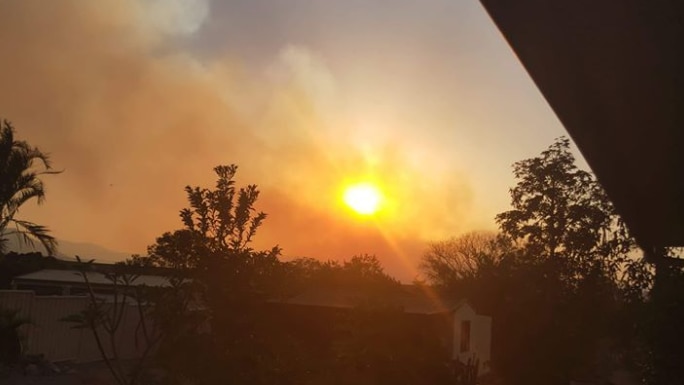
[343,183,381,215]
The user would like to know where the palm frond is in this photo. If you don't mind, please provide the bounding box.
[10,219,58,255]
[0,119,60,255]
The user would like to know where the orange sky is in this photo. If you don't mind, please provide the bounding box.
[0,0,580,280]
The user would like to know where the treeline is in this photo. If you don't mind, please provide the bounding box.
[3,119,683,384]
[110,139,674,385]
[70,165,460,385]
[422,138,681,385]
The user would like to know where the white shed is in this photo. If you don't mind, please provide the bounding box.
[450,301,492,374]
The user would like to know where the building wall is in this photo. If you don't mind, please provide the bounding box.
[451,302,491,374]
[0,290,152,363]
[472,314,492,374]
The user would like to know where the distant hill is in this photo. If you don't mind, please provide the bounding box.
[4,236,135,263]
[55,239,135,263]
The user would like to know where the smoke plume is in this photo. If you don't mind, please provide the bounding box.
[0,0,475,280]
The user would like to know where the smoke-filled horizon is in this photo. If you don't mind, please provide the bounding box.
[1,0,573,280]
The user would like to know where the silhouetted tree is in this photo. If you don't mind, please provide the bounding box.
[423,138,639,385]
[493,138,635,383]
[143,166,494,385]
[141,165,283,384]
[284,254,399,298]
[127,229,204,284]
[0,120,60,255]
[421,231,506,285]
[630,248,684,385]
[0,252,61,288]
[496,137,632,280]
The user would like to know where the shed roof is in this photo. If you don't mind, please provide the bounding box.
[280,285,468,315]
[13,269,171,287]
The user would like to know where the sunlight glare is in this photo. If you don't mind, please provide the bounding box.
[343,183,382,215]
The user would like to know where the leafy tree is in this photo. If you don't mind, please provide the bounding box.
[630,249,683,385]
[142,165,283,384]
[181,165,269,253]
[423,138,639,385]
[0,252,62,289]
[179,165,281,303]
[284,254,399,298]
[496,137,633,282]
[145,165,491,384]
[0,120,60,255]
[492,138,637,383]
[341,254,386,278]
[122,229,203,290]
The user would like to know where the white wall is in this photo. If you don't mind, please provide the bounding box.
[451,302,491,374]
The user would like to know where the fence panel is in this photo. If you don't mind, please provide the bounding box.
[0,290,151,363]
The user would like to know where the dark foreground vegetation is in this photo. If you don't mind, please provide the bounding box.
[2,121,684,385]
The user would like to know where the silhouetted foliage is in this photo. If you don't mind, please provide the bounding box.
[493,138,637,383]
[63,256,161,385]
[125,165,284,384]
[284,254,399,296]
[630,249,684,385]
[421,231,507,286]
[125,166,479,384]
[423,137,644,385]
[496,137,634,279]
[0,251,61,288]
[144,230,200,273]
[0,120,60,255]
[333,304,452,385]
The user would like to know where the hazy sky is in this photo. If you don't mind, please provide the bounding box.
[0,0,580,280]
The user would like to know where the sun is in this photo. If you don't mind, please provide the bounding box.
[343,183,382,215]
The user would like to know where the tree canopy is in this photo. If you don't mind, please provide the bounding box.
[422,137,647,385]
[496,137,633,281]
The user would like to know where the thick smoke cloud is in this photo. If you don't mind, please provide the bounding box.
[0,0,474,280]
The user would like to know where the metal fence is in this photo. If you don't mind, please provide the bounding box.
[0,290,148,363]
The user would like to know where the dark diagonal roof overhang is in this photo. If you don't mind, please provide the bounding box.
[480,0,684,250]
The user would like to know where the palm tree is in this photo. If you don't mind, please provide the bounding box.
[0,119,60,255]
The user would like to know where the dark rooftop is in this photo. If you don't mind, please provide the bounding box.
[12,269,171,288]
